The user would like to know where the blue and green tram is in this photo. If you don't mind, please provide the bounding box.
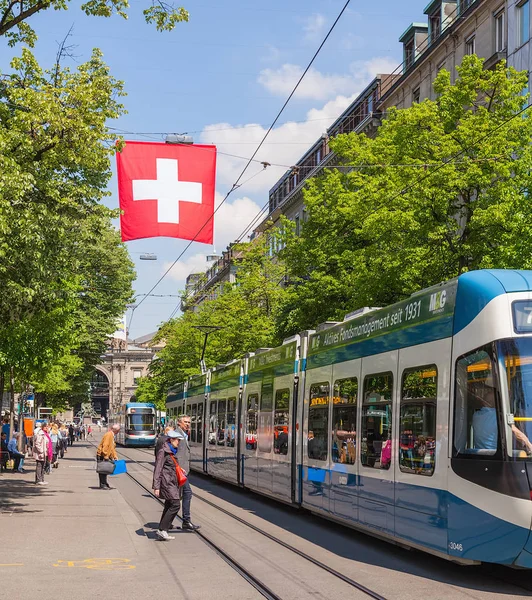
[167,270,532,568]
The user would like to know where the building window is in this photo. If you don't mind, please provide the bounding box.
[133,369,142,385]
[412,87,421,104]
[518,0,530,46]
[294,215,300,236]
[494,10,505,52]
[332,378,357,465]
[400,366,437,476]
[308,382,330,461]
[404,39,415,69]
[361,372,393,470]
[465,34,476,55]
[429,13,441,44]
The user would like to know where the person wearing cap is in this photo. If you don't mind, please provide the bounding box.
[175,415,201,531]
[154,425,175,458]
[153,429,186,541]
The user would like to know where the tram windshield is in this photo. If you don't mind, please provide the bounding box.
[498,339,532,458]
[127,413,155,432]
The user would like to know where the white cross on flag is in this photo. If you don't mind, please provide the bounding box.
[116,140,217,243]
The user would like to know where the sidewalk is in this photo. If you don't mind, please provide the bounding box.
[0,438,257,600]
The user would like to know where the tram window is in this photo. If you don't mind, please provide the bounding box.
[208,401,217,445]
[308,382,330,461]
[246,393,258,450]
[197,403,204,444]
[454,346,500,457]
[499,338,532,458]
[258,379,273,453]
[361,373,393,470]
[274,389,290,455]
[399,366,437,476]
[332,378,357,465]
[226,398,236,447]
[217,400,227,445]
[190,404,197,443]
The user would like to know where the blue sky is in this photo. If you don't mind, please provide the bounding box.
[1,1,427,338]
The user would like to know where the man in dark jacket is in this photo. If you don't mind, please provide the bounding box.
[176,415,200,531]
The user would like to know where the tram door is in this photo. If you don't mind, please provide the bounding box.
[271,373,295,502]
[330,359,361,523]
[395,340,449,553]
[241,383,260,490]
[358,351,398,536]
[302,364,333,514]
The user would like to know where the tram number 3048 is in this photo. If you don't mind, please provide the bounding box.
[449,542,464,552]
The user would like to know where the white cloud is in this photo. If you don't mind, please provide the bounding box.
[164,196,263,282]
[166,55,399,286]
[302,13,326,42]
[258,56,397,101]
[200,93,356,195]
[258,64,355,101]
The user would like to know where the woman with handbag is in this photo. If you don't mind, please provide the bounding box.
[96,424,120,490]
[153,429,186,541]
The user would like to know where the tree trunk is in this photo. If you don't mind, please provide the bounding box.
[8,366,15,441]
[18,383,25,452]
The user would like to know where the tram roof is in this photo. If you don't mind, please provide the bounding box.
[210,360,242,392]
[307,269,532,369]
[247,340,298,381]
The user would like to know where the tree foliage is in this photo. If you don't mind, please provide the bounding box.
[0,0,188,47]
[138,235,288,405]
[277,56,532,336]
[0,49,135,409]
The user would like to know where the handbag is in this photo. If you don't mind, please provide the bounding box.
[96,457,115,475]
[170,455,187,487]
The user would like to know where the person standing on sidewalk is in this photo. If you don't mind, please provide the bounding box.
[175,415,200,531]
[33,423,50,485]
[153,429,185,541]
[96,424,120,490]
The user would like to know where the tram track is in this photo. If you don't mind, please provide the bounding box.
[87,441,282,600]
[116,445,389,600]
[122,445,532,597]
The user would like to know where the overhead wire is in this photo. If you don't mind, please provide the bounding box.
[137,0,353,329]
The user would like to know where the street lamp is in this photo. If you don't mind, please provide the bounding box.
[192,325,223,374]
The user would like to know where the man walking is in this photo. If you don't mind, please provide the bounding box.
[175,415,200,531]
[96,424,120,490]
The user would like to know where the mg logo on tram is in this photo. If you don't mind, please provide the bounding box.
[429,290,447,313]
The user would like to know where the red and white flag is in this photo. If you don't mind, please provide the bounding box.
[116,141,217,243]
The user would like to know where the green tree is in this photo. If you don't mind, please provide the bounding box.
[278,56,532,336]
[144,234,288,398]
[0,50,134,417]
[0,0,188,47]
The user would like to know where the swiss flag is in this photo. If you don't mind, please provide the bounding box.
[116,140,217,243]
